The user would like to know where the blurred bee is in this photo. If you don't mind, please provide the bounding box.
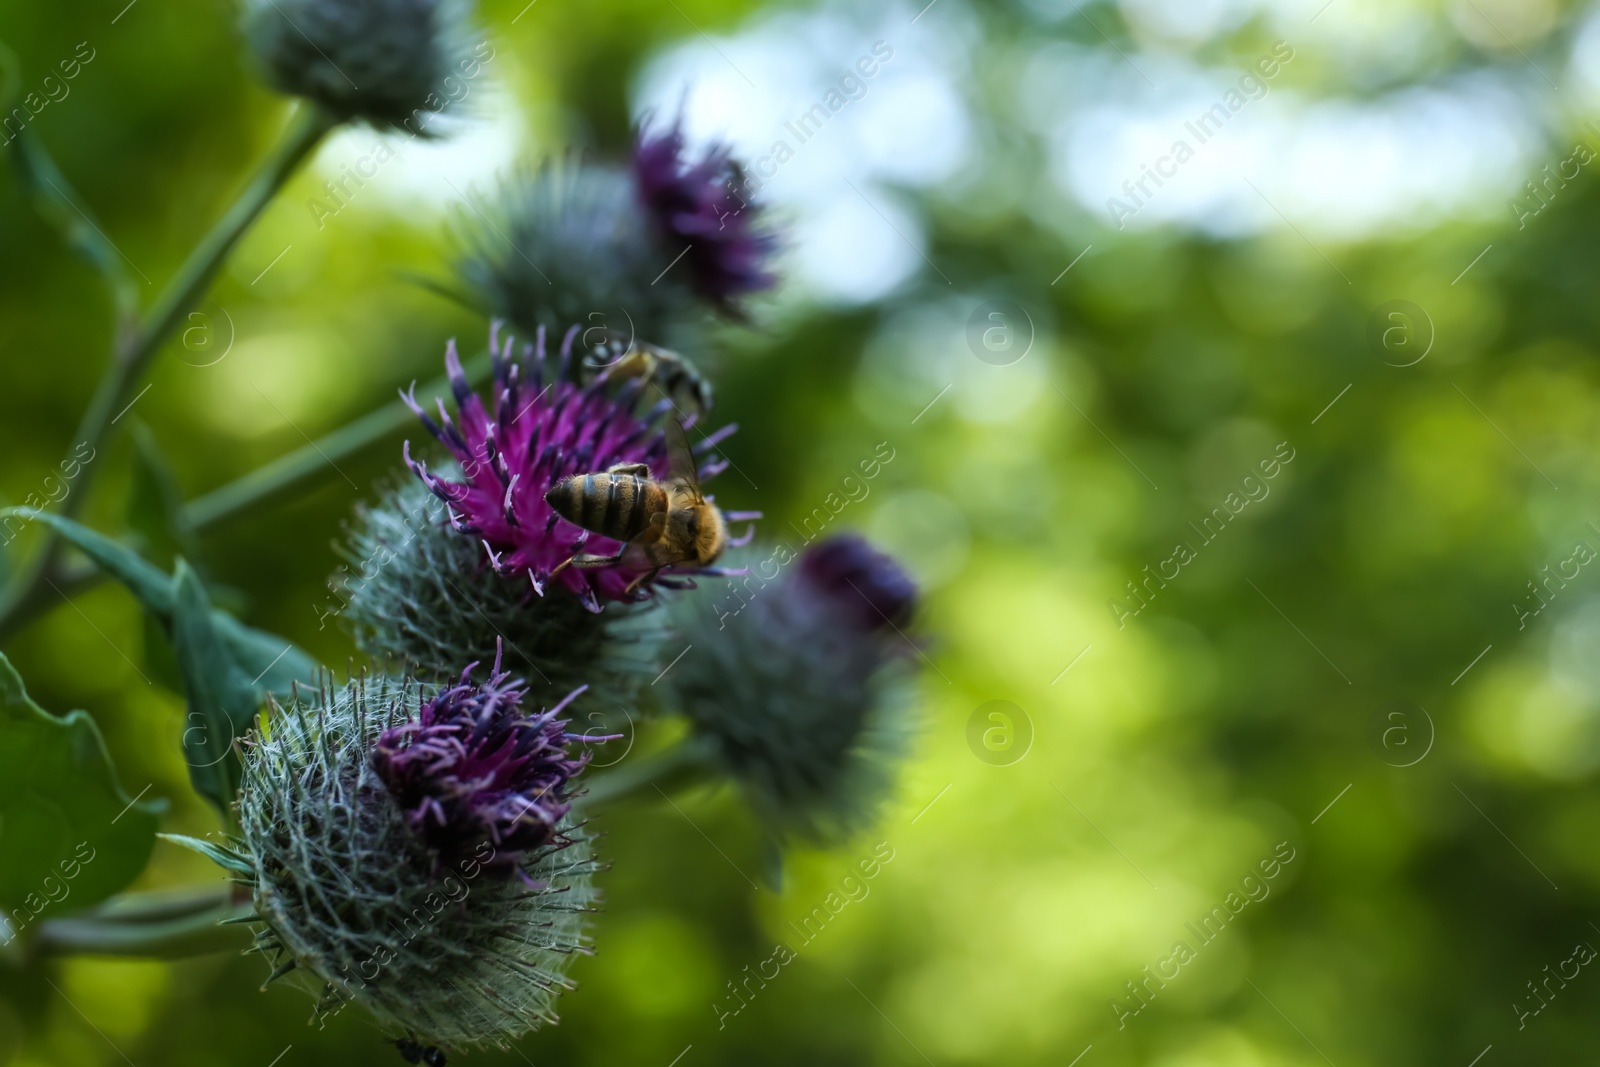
[545,419,727,592]
[583,334,714,415]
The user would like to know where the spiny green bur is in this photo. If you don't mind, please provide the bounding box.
[225,675,598,1049]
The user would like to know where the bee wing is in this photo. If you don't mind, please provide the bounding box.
[663,418,705,503]
[622,510,684,566]
[629,509,669,547]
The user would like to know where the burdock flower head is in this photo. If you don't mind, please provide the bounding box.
[633,114,778,317]
[403,322,746,606]
[665,534,920,842]
[202,662,603,1051]
[342,322,745,687]
[458,119,776,343]
[371,646,609,879]
[458,162,679,345]
[242,0,480,134]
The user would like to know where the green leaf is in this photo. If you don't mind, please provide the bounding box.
[171,560,261,815]
[126,420,200,571]
[156,834,253,876]
[5,509,173,616]
[2,510,316,700]
[2,511,321,815]
[212,614,318,697]
[140,612,184,694]
[0,654,163,921]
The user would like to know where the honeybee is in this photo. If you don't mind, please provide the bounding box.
[584,335,714,415]
[545,419,726,591]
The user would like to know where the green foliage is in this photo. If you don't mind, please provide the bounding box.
[169,560,261,814]
[5,510,317,814]
[159,833,252,876]
[126,420,199,570]
[10,0,1600,1064]
[9,511,316,697]
[0,653,162,917]
[0,36,138,323]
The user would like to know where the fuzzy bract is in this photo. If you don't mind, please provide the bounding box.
[665,534,920,842]
[456,162,693,345]
[242,0,479,134]
[339,475,665,703]
[456,124,777,343]
[231,673,600,1050]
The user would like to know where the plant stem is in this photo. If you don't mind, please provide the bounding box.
[0,352,492,642]
[184,352,492,530]
[68,103,336,521]
[0,103,336,636]
[579,737,719,808]
[29,888,251,960]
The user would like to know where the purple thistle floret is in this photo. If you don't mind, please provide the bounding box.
[634,114,778,315]
[402,322,746,612]
[798,533,918,634]
[371,644,609,882]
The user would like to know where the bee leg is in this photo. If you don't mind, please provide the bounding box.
[606,462,651,477]
[555,553,625,573]
[624,568,661,595]
[574,553,626,567]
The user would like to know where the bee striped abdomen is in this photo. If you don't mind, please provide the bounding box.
[545,471,659,542]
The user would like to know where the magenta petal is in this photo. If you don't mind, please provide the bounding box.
[371,650,600,882]
[403,322,760,608]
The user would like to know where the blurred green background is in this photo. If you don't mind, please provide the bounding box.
[5,0,1600,1063]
